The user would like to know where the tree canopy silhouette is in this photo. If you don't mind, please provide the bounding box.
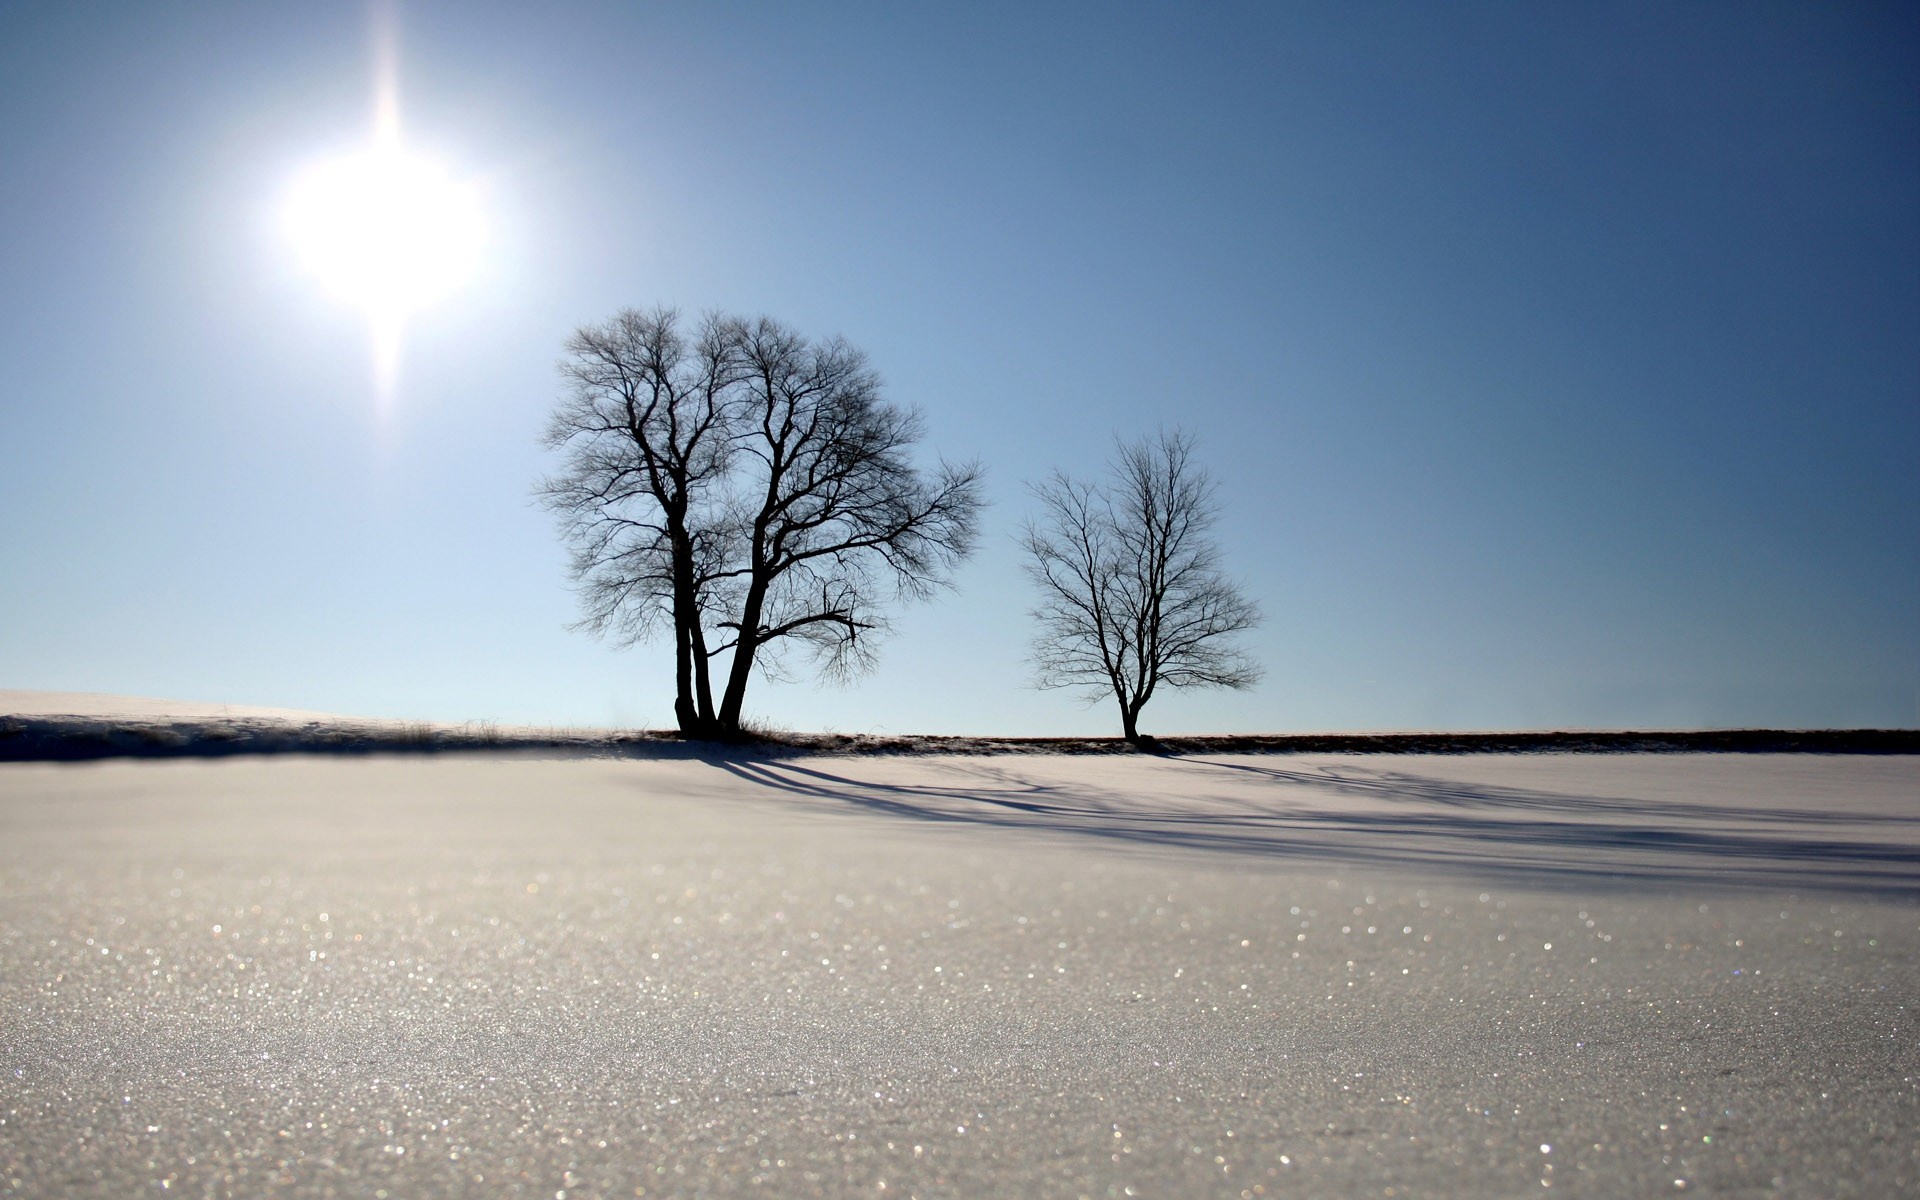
[542,307,982,739]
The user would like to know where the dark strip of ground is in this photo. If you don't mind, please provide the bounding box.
[1,714,1914,763]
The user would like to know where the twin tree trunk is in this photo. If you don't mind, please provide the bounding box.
[669,526,716,737]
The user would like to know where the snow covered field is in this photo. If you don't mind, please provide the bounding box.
[1,703,1915,1194]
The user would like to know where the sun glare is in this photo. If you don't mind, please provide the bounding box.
[285,142,482,319]
[281,91,484,405]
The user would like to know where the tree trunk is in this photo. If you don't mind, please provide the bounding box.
[690,622,716,732]
[672,618,698,735]
[715,581,767,739]
[667,525,705,737]
[714,636,756,739]
[674,617,719,739]
[667,522,723,739]
[1119,701,1140,745]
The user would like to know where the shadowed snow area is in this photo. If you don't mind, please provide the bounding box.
[711,753,1920,895]
[2,754,1916,1196]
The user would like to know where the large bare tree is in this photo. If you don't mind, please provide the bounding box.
[1022,430,1262,743]
[540,308,742,736]
[542,307,982,740]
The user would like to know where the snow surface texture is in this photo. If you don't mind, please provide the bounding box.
[2,751,1916,1196]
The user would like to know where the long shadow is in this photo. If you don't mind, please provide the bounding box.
[1179,757,1920,827]
[706,759,1920,898]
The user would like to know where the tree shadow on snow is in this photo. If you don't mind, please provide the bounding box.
[704,756,1920,898]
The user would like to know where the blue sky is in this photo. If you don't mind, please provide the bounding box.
[2,1,1915,734]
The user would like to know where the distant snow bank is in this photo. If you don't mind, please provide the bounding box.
[4,691,1915,761]
[0,690,357,722]
[0,691,661,762]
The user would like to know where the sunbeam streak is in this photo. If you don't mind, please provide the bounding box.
[280,25,483,412]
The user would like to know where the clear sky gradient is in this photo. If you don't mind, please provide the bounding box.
[2,1,1915,734]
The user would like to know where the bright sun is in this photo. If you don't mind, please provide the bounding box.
[282,107,483,394]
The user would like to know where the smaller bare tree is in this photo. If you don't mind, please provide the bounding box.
[1022,430,1262,743]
